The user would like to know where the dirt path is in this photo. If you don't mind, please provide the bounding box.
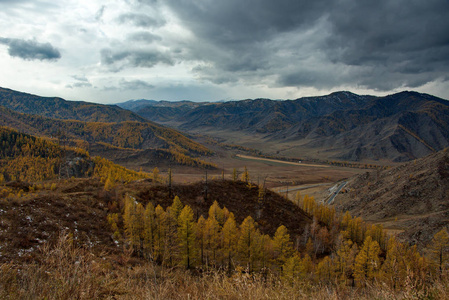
[235,154,330,168]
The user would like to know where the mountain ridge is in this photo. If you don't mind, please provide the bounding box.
[0,87,147,123]
[119,91,449,163]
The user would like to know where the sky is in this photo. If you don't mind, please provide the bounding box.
[0,0,448,104]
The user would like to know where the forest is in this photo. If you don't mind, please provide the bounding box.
[109,184,448,290]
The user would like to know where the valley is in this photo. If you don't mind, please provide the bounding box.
[0,87,448,298]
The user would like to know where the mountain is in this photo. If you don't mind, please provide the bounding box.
[0,87,147,123]
[122,91,449,162]
[0,87,216,169]
[333,149,449,245]
[0,105,211,156]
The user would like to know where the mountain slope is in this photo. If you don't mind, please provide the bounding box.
[0,105,211,155]
[333,149,449,245]
[0,87,147,122]
[122,91,449,162]
[0,126,148,183]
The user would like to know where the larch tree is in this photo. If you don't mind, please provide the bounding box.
[380,236,407,289]
[143,202,156,259]
[429,228,449,275]
[154,204,167,263]
[178,205,197,269]
[272,225,294,268]
[196,215,207,269]
[237,216,258,272]
[204,216,221,267]
[282,253,302,284]
[222,213,239,271]
[241,166,250,184]
[152,167,159,184]
[208,200,225,226]
[335,238,358,285]
[169,196,184,221]
[123,194,144,253]
[316,256,334,283]
[353,236,381,286]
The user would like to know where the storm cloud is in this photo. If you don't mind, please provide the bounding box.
[0,38,61,61]
[162,0,449,91]
[1,0,449,102]
[100,48,174,71]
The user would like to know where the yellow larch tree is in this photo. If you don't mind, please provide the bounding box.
[196,215,207,269]
[204,216,221,267]
[222,213,239,271]
[272,225,294,268]
[154,204,167,263]
[143,202,156,259]
[429,228,449,275]
[237,216,259,272]
[353,236,381,286]
[177,205,197,269]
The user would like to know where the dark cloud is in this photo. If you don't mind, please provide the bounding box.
[163,0,449,91]
[117,13,165,28]
[0,37,61,61]
[100,48,174,71]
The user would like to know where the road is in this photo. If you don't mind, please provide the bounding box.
[326,181,347,205]
[277,183,329,193]
[235,154,330,168]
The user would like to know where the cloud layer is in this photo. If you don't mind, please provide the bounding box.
[0,0,448,102]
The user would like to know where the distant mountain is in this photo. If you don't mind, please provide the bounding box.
[0,87,147,123]
[124,91,449,162]
[334,149,449,246]
[116,99,159,111]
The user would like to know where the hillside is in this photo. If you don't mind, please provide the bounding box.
[0,105,215,169]
[333,149,449,245]
[0,126,148,183]
[0,176,311,262]
[121,91,449,163]
[0,87,147,123]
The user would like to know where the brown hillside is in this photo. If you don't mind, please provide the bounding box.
[132,180,312,238]
[334,149,449,245]
[0,179,311,263]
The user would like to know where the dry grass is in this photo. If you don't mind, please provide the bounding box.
[2,234,449,300]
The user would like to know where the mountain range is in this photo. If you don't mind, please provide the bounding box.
[0,87,214,169]
[118,91,449,163]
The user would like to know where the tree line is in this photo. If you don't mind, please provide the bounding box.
[109,191,449,289]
